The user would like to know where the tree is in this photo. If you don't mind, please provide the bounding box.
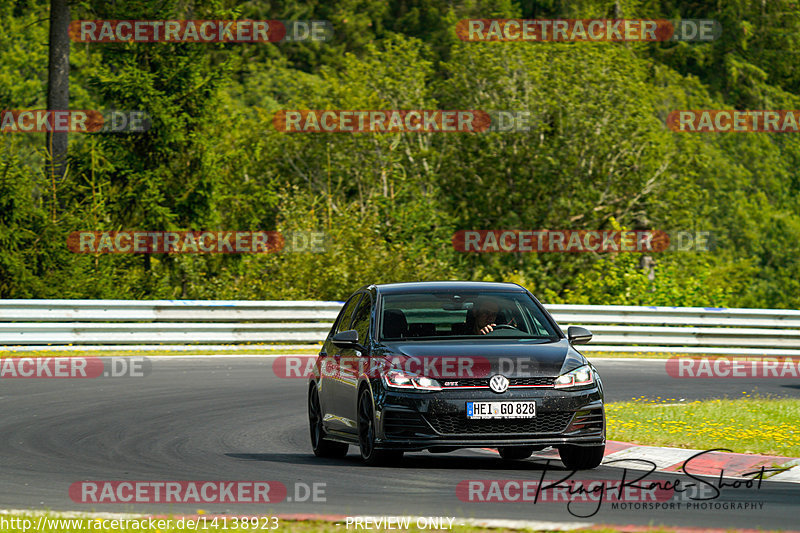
[46,0,69,182]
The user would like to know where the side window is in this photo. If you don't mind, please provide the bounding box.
[528,314,548,336]
[334,294,363,335]
[350,295,373,344]
[520,302,550,336]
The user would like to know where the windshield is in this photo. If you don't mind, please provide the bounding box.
[379,291,560,340]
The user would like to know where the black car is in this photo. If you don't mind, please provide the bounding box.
[307,281,605,469]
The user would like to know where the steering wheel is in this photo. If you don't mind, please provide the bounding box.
[491,324,518,330]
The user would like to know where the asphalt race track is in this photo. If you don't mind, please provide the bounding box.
[1,357,798,529]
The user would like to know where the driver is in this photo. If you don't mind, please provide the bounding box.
[473,296,502,335]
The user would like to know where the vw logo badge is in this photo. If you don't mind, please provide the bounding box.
[489,374,509,393]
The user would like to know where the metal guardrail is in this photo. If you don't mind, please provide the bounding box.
[545,304,800,356]
[1,300,799,356]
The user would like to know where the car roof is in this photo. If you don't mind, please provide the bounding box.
[372,281,527,295]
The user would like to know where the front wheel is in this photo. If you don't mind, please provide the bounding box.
[308,386,348,458]
[358,389,403,466]
[558,444,605,470]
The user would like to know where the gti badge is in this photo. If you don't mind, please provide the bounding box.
[489,374,509,393]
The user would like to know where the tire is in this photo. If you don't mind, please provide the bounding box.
[558,444,605,470]
[358,388,403,466]
[498,446,535,460]
[308,386,349,458]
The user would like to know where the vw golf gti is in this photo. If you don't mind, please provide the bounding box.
[307,281,605,468]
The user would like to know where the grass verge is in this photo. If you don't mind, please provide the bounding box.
[606,395,800,457]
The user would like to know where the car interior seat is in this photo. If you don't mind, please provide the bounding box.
[408,322,436,337]
[382,308,408,339]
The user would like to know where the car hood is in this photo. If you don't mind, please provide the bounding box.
[377,338,586,378]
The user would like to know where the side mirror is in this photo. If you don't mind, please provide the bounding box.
[332,329,362,350]
[567,326,593,345]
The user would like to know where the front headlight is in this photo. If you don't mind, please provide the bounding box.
[383,369,442,391]
[554,364,595,389]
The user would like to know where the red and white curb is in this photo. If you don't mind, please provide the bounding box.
[603,441,800,482]
[483,441,800,483]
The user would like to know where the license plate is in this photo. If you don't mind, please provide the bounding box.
[466,401,536,419]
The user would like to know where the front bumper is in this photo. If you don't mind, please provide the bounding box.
[375,387,604,451]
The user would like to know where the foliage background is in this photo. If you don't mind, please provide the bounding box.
[1,0,798,306]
